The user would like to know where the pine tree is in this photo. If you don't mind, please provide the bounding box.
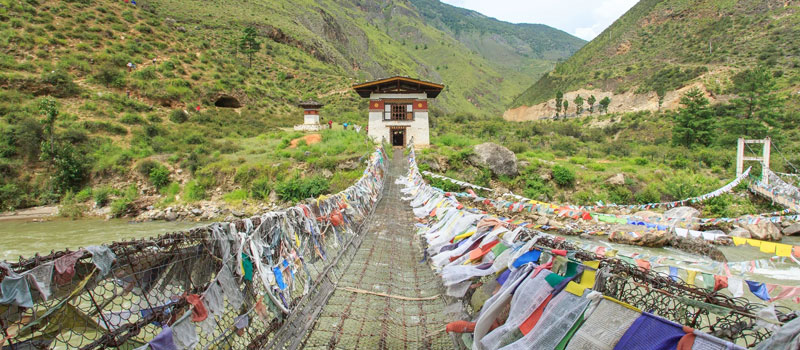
[239,27,261,68]
[587,95,596,114]
[562,100,569,118]
[672,88,715,147]
[730,66,781,121]
[599,96,611,114]
[574,95,584,115]
[555,91,563,117]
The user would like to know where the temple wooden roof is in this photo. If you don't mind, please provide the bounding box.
[352,76,444,98]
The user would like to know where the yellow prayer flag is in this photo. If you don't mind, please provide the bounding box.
[454,230,476,242]
[732,236,746,246]
[746,239,762,247]
[776,244,793,257]
[574,261,600,291]
[604,296,641,313]
[686,270,698,286]
[565,282,585,296]
[760,241,777,254]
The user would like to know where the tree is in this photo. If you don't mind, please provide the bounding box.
[562,100,569,118]
[730,66,781,121]
[555,91,564,117]
[656,86,666,111]
[574,95,584,115]
[239,27,261,68]
[599,96,611,114]
[587,95,596,114]
[39,98,58,161]
[672,88,715,147]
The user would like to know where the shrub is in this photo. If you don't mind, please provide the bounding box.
[551,165,575,187]
[0,183,27,211]
[169,109,188,123]
[93,186,112,206]
[149,165,170,189]
[250,176,272,200]
[92,63,126,88]
[136,159,160,177]
[41,69,81,97]
[51,144,89,193]
[110,184,138,217]
[275,176,329,202]
[523,177,554,200]
[58,191,85,219]
[120,113,144,124]
[184,180,205,201]
[223,189,248,203]
[74,188,92,202]
[634,184,661,204]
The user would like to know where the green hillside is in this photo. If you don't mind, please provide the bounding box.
[511,0,800,108]
[0,0,583,211]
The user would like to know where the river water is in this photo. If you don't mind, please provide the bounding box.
[0,218,204,261]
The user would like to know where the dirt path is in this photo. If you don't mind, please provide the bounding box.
[303,149,452,349]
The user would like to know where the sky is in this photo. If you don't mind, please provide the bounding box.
[440,0,639,41]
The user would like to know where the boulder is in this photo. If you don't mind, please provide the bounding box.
[191,208,202,216]
[729,226,751,238]
[609,229,669,248]
[470,143,518,177]
[517,160,531,170]
[740,222,782,241]
[165,211,177,222]
[606,173,625,186]
[664,206,701,220]
[632,211,663,221]
[783,223,800,236]
[421,159,441,172]
[322,169,333,178]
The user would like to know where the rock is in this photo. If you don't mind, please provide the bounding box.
[176,169,183,174]
[422,159,441,172]
[224,215,235,222]
[191,208,202,216]
[232,210,245,218]
[605,173,625,186]
[470,142,518,177]
[268,191,278,203]
[729,226,751,238]
[740,222,782,241]
[176,26,187,33]
[165,211,177,222]
[663,206,701,220]
[322,169,333,178]
[337,160,358,170]
[165,18,176,27]
[536,216,549,226]
[517,160,531,170]
[539,173,552,181]
[153,211,165,221]
[783,223,800,236]
[146,205,154,211]
[610,229,669,248]
[668,236,727,261]
[632,211,662,221]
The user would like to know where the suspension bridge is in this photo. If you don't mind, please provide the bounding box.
[1,140,798,350]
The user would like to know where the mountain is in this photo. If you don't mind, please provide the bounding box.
[0,0,583,210]
[506,0,800,121]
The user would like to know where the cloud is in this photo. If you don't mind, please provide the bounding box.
[438,0,637,41]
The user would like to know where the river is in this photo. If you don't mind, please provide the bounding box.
[0,218,204,261]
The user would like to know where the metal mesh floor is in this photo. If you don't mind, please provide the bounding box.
[303,150,452,349]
